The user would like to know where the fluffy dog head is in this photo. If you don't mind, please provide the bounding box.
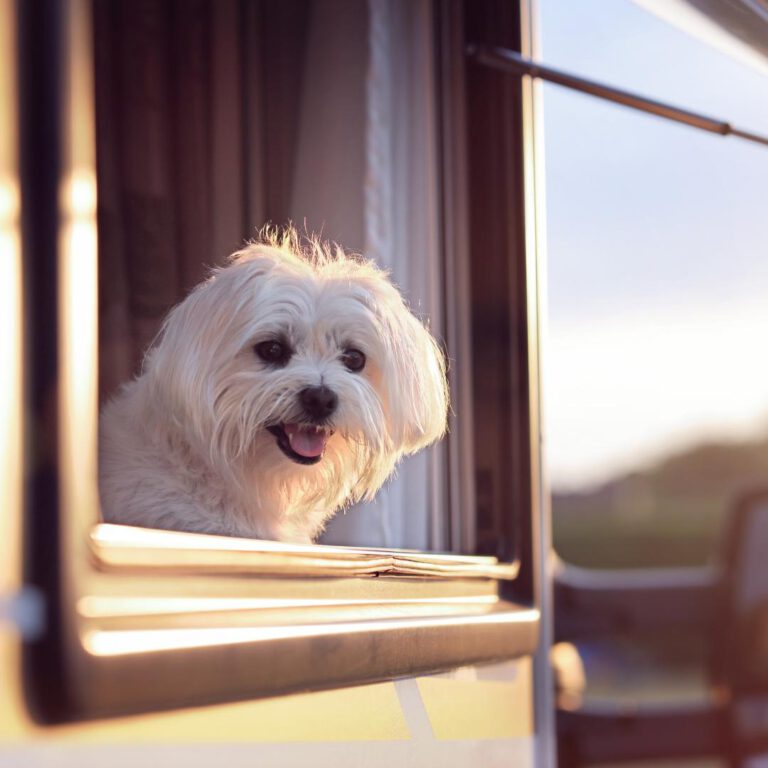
[142,231,448,541]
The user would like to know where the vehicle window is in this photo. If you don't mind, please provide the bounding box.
[541,0,768,567]
[10,0,540,724]
[93,0,460,554]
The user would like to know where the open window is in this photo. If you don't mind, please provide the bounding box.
[10,0,545,722]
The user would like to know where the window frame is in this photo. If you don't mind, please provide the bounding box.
[15,0,546,723]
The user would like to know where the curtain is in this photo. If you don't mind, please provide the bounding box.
[320,0,446,550]
[94,0,311,399]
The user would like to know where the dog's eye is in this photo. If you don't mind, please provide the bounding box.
[254,340,291,366]
[341,348,366,373]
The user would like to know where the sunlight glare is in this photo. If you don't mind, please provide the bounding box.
[547,300,768,489]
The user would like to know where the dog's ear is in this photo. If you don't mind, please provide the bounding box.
[142,280,221,448]
[373,283,449,456]
[142,258,276,442]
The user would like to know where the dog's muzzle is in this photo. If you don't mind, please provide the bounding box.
[266,386,338,465]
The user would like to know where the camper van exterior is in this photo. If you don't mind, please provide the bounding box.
[4,1,768,766]
[1,0,552,765]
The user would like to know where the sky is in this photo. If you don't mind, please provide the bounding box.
[539,0,768,490]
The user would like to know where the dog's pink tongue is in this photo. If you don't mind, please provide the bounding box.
[284,424,329,458]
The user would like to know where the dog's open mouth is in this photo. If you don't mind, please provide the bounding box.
[267,423,333,465]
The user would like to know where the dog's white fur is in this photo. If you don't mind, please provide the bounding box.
[99,231,448,543]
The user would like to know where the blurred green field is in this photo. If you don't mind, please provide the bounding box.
[552,432,768,568]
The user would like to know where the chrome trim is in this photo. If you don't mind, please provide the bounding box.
[468,45,768,148]
[69,558,536,716]
[518,0,556,763]
[82,606,539,657]
[71,598,539,716]
[90,524,521,580]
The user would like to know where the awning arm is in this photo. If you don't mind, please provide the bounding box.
[467,45,768,149]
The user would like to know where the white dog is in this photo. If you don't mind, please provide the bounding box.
[99,231,448,543]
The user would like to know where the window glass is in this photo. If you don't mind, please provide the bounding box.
[541,0,768,567]
[540,0,768,135]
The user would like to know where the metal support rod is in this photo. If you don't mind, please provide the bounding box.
[467,45,768,148]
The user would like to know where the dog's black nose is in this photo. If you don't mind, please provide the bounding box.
[299,386,338,421]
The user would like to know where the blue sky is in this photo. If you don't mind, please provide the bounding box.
[539,0,768,489]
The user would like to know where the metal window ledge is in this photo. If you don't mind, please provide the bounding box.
[29,524,540,721]
[90,524,520,580]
